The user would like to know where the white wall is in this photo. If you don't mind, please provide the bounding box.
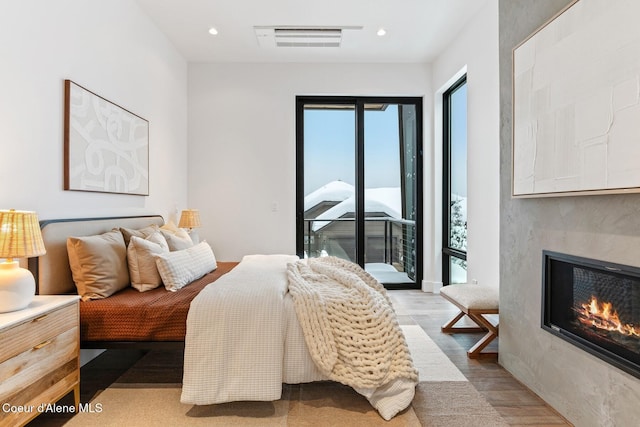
[430,0,500,287]
[188,63,431,261]
[0,0,188,223]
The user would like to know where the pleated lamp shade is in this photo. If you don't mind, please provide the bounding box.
[178,209,201,229]
[0,209,46,260]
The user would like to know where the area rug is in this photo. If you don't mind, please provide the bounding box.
[65,326,507,426]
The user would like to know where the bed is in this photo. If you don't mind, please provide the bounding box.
[30,215,418,419]
[30,215,236,349]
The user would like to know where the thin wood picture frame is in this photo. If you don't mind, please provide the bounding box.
[64,80,149,196]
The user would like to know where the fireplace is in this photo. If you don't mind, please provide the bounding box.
[542,251,640,379]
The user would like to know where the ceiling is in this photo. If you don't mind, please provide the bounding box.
[134,0,487,63]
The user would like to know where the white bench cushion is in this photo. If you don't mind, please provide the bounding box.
[440,284,499,310]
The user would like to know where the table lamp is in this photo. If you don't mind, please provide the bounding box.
[178,209,201,232]
[0,209,46,313]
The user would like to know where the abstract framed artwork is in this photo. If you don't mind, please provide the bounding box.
[512,0,640,197]
[64,80,149,195]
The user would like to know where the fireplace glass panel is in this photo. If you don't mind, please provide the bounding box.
[543,251,640,378]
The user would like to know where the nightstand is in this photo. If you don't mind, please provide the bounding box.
[0,295,80,427]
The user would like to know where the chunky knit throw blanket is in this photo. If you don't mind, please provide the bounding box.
[287,256,418,389]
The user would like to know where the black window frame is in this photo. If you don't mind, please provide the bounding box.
[442,75,468,286]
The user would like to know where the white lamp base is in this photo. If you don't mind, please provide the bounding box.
[188,229,200,244]
[0,261,35,313]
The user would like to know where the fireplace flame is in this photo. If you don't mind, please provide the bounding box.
[577,297,640,337]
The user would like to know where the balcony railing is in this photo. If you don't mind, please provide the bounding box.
[303,217,416,281]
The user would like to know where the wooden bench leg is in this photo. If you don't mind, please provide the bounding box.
[441,310,487,333]
[441,310,499,359]
[466,313,498,359]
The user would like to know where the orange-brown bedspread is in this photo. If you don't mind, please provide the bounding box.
[80,262,238,342]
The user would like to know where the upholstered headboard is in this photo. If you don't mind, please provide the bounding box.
[29,215,164,295]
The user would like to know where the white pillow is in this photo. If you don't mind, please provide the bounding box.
[155,241,217,292]
[160,221,194,251]
[127,233,169,292]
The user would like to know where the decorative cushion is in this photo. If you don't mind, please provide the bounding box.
[119,224,160,246]
[155,241,217,292]
[67,230,130,301]
[160,221,194,251]
[127,232,169,292]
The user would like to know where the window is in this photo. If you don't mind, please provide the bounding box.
[442,76,467,285]
[296,96,423,288]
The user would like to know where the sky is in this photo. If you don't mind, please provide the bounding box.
[303,95,467,199]
[449,83,468,198]
[303,105,402,195]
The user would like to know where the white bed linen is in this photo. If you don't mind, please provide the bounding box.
[181,254,416,420]
[282,294,327,383]
[181,254,311,404]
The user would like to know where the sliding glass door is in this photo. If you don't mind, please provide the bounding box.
[296,96,422,288]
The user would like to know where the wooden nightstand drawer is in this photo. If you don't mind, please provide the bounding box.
[0,296,79,427]
[0,303,77,363]
[0,327,78,396]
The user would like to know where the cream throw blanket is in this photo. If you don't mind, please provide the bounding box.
[287,256,418,390]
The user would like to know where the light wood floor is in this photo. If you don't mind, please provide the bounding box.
[389,289,571,426]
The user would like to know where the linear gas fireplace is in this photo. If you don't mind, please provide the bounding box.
[542,251,640,379]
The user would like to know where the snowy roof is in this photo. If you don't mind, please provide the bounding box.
[304,180,354,212]
[311,187,401,231]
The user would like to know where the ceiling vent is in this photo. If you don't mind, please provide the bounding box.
[254,26,362,48]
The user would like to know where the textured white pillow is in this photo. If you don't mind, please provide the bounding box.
[160,221,194,251]
[127,233,169,292]
[155,241,217,292]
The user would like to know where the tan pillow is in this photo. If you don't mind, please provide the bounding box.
[127,232,169,292]
[160,221,193,251]
[155,241,217,292]
[67,230,129,301]
[119,224,159,246]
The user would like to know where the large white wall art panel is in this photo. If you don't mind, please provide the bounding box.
[512,0,640,197]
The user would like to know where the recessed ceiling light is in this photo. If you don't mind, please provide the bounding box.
[377,28,386,37]
[208,27,219,36]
